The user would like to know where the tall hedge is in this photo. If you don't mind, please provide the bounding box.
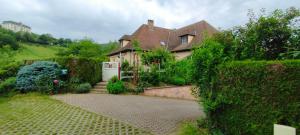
[212,60,300,135]
[25,57,103,85]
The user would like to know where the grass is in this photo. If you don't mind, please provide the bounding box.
[0,93,150,135]
[14,43,64,61]
[177,122,209,135]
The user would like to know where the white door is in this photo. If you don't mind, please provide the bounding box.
[102,62,119,81]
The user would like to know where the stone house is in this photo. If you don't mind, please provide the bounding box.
[108,20,218,65]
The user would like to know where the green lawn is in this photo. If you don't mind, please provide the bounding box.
[14,43,64,61]
[0,93,149,135]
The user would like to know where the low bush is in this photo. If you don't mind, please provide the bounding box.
[0,77,16,95]
[0,62,23,81]
[107,76,125,94]
[167,76,186,86]
[75,83,91,93]
[139,68,160,86]
[208,60,300,135]
[16,61,60,93]
[178,122,209,135]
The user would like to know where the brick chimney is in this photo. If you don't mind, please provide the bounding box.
[148,19,154,30]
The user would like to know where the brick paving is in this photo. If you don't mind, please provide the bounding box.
[53,94,204,135]
[0,95,150,135]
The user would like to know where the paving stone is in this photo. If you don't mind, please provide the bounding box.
[0,96,150,135]
[53,94,204,135]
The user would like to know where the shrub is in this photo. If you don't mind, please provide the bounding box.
[16,61,60,93]
[0,32,19,50]
[107,77,125,94]
[0,77,16,95]
[207,60,300,135]
[164,58,193,85]
[178,122,209,135]
[139,68,160,86]
[167,76,186,86]
[75,83,91,93]
[26,57,104,86]
[0,62,22,81]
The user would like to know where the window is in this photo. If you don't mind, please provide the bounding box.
[181,36,188,44]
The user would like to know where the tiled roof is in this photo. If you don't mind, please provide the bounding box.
[108,20,218,56]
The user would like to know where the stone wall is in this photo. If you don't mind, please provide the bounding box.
[143,86,196,100]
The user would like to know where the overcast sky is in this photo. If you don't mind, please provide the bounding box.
[0,0,299,43]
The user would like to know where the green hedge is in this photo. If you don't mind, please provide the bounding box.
[25,57,103,86]
[211,60,300,135]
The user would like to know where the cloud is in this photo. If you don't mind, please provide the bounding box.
[0,0,299,43]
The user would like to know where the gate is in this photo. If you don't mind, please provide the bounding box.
[102,62,120,81]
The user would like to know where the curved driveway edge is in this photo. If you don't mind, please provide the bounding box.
[53,94,204,135]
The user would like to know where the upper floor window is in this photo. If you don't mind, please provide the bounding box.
[181,36,188,44]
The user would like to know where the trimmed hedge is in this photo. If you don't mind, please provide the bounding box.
[210,60,300,135]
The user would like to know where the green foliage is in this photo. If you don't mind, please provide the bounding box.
[163,58,193,85]
[16,61,60,93]
[57,39,111,60]
[141,48,175,68]
[75,83,91,93]
[107,76,125,94]
[0,77,16,95]
[0,62,22,81]
[0,32,19,50]
[203,60,300,135]
[178,122,209,135]
[192,39,230,95]
[37,34,56,45]
[223,7,300,60]
[16,32,38,43]
[167,76,186,86]
[139,67,160,86]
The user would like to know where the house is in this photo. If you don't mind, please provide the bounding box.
[1,21,31,33]
[108,20,218,64]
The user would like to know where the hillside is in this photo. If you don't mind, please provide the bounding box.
[14,43,65,61]
[0,43,65,69]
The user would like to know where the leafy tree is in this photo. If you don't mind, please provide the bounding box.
[141,47,175,68]
[16,32,36,43]
[54,38,73,46]
[101,41,119,54]
[0,33,19,50]
[57,39,104,58]
[234,7,300,60]
[37,34,56,45]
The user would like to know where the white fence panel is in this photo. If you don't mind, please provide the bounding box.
[102,62,119,81]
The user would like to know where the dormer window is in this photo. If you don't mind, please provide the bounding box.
[120,40,129,47]
[180,33,195,45]
[181,36,188,44]
[119,35,131,47]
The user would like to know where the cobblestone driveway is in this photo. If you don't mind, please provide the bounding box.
[53,94,204,135]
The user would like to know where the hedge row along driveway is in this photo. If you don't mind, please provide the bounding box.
[211,60,300,135]
[0,93,150,135]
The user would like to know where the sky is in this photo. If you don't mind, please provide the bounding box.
[0,0,299,43]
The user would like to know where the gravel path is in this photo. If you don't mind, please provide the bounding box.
[53,94,204,135]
